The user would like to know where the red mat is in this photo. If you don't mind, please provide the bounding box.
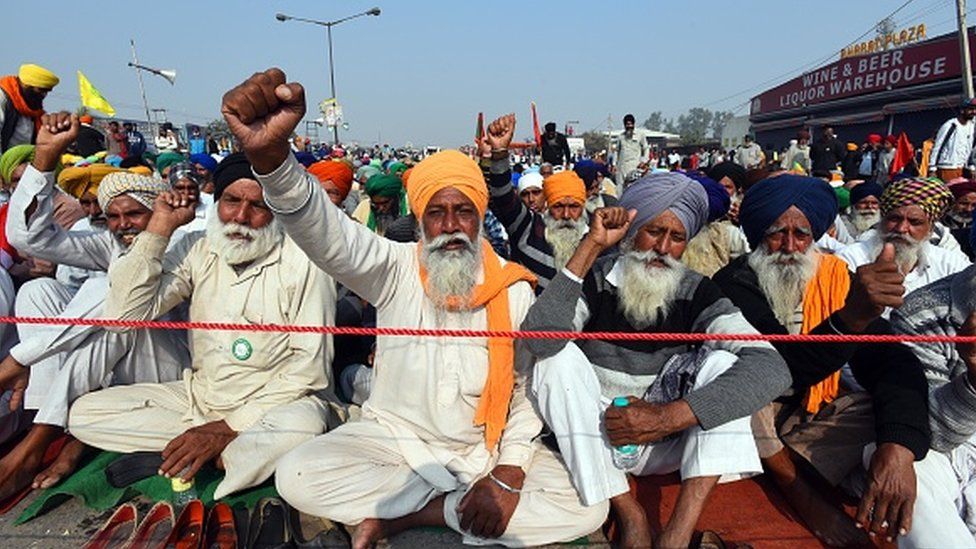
[608,473,886,548]
[0,434,69,515]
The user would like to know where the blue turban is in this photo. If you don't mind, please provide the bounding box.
[189,153,217,173]
[850,181,883,206]
[294,151,316,167]
[573,160,599,186]
[685,172,730,222]
[619,172,709,241]
[739,174,837,249]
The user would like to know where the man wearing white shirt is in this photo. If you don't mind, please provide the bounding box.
[929,99,976,182]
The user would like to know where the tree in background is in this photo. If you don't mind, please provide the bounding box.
[579,130,609,156]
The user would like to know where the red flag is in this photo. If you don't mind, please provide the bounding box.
[889,132,915,176]
[531,102,542,148]
[475,112,485,146]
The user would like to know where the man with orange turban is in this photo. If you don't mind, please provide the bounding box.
[307,159,353,207]
[221,68,605,548]
[485,114,588,293]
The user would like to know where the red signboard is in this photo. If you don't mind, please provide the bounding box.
[751,31,974,116]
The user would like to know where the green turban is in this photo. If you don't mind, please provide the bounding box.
[834,186,850,211]
[387,161,408,177]
[155,151,185,176]
[364,174,408,231]
[0,145,35,185]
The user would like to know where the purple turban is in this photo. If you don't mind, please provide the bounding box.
[619,172,709,241]
[739,174,837,249]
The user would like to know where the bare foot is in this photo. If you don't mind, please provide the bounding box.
[0,433,46,499]
[32,437,85,490]
[611,493,653,548]
[655,529,693,549]
[780,476,869,547]
[351,518,387,549]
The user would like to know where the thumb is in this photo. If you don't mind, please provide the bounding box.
[275,82,305,108]
[626,209,638,224]
[877,242,897,264]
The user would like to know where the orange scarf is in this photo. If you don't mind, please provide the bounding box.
[0,76,43,134]
[418,238,537,450]
[801,254,851,413]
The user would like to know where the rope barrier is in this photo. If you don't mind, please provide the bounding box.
[2,315,974,344]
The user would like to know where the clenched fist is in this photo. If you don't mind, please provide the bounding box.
[33,112,78,172]
[221,68,306,174]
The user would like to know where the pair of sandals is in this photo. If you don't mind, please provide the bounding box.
[81,497,287,548]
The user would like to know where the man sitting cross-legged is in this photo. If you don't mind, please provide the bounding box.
[521,172,792,548]
[714,174,932,547]
[0,113,187,498]
[68,152,342,499]
[219,68,606,548]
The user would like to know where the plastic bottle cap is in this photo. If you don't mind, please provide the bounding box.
[612,396,630,407]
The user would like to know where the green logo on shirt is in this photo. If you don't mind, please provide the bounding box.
[232,338,253,361]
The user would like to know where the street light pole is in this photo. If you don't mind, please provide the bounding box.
[958,0,975,98]
[326,25,338,146]
[276,7,381,147]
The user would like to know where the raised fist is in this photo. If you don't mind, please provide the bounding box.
[221,68,306,174]
[586,207,637,250]
[33,112,78,172]
[146,191,197,238]
[484,113,515,153]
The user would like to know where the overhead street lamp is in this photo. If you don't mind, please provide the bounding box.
[276,7,381,146]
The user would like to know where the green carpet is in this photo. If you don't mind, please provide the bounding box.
[16,451,276,524]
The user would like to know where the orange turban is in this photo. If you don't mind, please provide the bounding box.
[406,150,487,218]
[542,170,586,208]
[307,160,354,200]
[401,167,414,188]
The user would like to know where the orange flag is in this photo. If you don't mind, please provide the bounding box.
[531,102,542,148]
[889,132,915,176]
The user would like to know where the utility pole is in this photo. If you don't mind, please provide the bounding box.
[130,39,156,140]
[958,0,974,98]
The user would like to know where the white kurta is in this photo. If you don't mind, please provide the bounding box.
[261,155,604,546]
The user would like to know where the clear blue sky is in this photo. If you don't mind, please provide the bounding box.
[1,0,964,146]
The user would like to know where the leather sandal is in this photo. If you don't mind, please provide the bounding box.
[204,502,238,549]
[105,452,165,488]
[246,497,290,548]
[163,499,205,549]
[698,530,728,549]
[81,502,138,549]
[123,501,174,548]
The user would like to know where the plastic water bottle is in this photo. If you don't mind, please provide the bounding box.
[611,396,641,470]
[170,468,197,510]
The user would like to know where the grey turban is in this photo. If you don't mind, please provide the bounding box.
[619,171,709,242]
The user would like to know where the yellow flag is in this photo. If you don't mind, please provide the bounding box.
[77,71,116,116]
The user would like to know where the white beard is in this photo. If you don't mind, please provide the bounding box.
[617,247,686,327]
[206,213,284,266]
[849,209,881,233]
[543,213,587,271]
[748,244,819,328]
[947,209,972,226]
[420,228,482,310]
[875,230,926,274]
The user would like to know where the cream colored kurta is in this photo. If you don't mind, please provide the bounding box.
[102,229,336,430]
[259,155,539,474]
[263,156,605,546]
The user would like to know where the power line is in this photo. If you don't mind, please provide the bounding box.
[702,0,925,109]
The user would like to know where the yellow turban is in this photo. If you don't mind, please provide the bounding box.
[58,164,122,199]
[542,171,586,208]
[406,150,487,218]
[18,64,59,89]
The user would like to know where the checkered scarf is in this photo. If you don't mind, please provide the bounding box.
[97,171,170,212]
[880,177,953,220]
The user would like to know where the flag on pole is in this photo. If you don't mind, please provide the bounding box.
[77,71,116,116]
[889,132,915,176]
[531,102,542,148]
[475,112,485,146]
